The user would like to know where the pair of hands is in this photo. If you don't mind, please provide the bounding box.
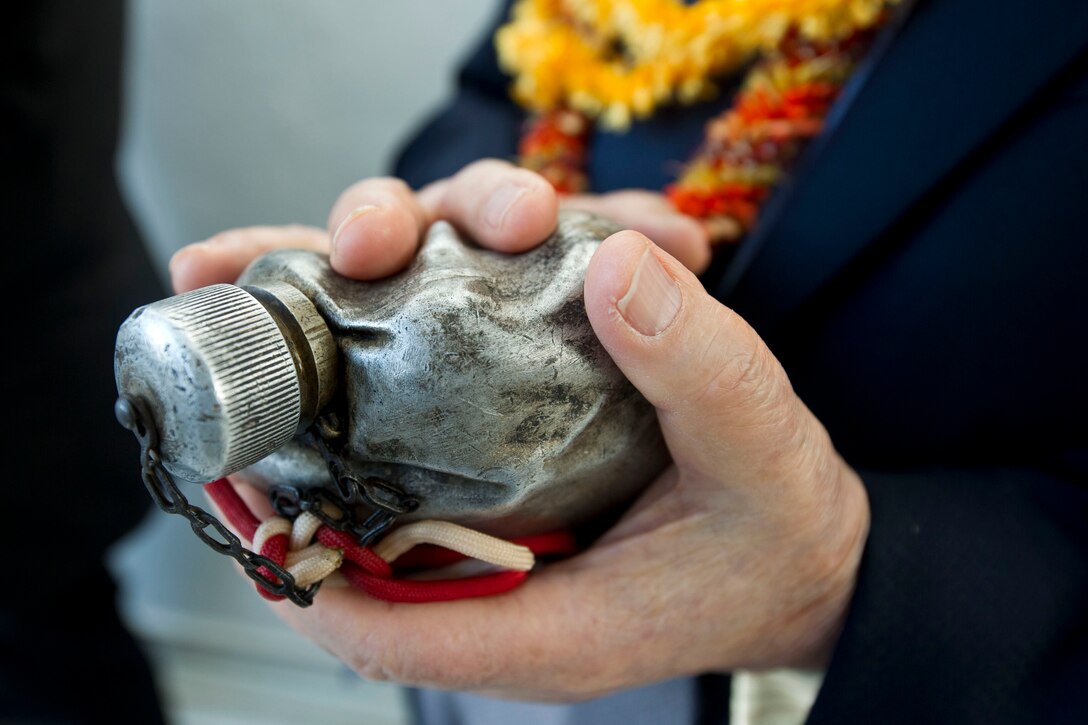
[172,159,869,702]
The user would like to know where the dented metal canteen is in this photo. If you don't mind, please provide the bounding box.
[114,210,669,544]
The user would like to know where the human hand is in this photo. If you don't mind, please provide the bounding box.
[171,159,868,702]
[170,159,710,294]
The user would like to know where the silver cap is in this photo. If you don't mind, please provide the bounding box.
[114,284,302,483]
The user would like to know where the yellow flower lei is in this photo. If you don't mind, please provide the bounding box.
[495,0,893,129]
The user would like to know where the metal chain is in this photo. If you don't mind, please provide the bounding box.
[115,396,319,606]
[115,397,422,606]
[272,413,419,546]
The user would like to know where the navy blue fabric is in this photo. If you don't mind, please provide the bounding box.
[394,0,1088,721]
[392,0,727,193]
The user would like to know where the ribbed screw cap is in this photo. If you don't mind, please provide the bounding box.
[114,284,301,482]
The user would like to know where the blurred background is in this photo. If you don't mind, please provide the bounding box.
[108,1,497,723]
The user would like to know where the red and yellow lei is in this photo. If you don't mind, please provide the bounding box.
[496,0,896,242]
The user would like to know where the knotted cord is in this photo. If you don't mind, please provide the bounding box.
[204,479,577,604]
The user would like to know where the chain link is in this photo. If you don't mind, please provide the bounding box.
[278,416,420,544]
[115,396,419,608]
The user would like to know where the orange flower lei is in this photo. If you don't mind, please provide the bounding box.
[497,0,896,242]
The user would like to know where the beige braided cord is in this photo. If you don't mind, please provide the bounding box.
[373,520,536,571]
[289,511,323,552]
[286,546,343,587]
[253,517,292,553]
[245,508,536,591]
[284,543,328,567]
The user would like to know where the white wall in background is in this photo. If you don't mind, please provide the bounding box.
[112,2,499,722]
[119,0,499,275]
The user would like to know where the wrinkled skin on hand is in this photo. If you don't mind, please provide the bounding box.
[172,159,869,702]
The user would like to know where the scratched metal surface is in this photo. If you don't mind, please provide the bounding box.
[238,211,669,536]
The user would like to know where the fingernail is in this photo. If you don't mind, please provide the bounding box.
[483,184,530,232]
[617,247,682,336]
[331,204,380,255]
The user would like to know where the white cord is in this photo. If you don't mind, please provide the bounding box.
[249,508,535,591]
[373,520,535,571]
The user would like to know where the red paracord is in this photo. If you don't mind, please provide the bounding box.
[205,478,260,539]
[255,533,290,602]
[203,478,577,604]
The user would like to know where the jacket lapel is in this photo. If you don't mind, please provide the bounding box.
[713,0,1088,334]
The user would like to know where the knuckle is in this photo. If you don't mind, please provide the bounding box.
[347,652,397,683]
[332,177,413,220]
[204,230,236,246]
[458,159,544,194]
[355,655,399,682]
[341,629,407,683]
[690,318,770,405]
[506,165,549,188]
[682,308,798,433]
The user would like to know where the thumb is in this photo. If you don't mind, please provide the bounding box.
[584,230,808,484]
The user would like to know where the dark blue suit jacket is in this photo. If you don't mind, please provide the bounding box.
[394,0,1088,721]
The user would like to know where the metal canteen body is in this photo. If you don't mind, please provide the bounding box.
[114,210,669,537]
